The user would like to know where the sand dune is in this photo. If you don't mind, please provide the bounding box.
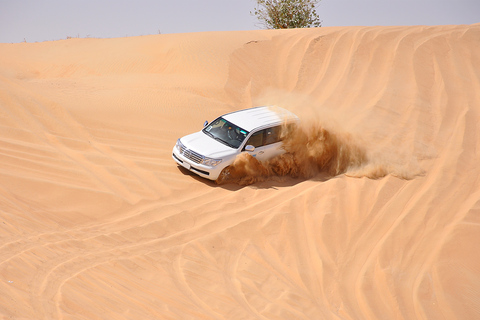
[1,23,479,319]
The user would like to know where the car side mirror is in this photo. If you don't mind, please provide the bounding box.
[245,145,255,152]
[203,120,208,127]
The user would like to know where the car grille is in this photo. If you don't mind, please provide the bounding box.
[179,145,203,164]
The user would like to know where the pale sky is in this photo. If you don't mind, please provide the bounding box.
[0,0,478,43]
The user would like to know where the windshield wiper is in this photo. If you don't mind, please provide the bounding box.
[203,130,235,148]
[214,137,235,148]
[203,130,214,138]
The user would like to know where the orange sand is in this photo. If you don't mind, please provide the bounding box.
[1,24,479,319]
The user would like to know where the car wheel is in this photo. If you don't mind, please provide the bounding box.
[216,166,231,184]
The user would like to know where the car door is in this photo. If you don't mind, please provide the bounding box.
[262,126,284,159]
[244,126,283,162]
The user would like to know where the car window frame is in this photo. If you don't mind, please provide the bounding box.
[242,125,283,151]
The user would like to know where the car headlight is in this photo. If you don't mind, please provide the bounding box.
[175,139,184,152]
[202,157,222,167]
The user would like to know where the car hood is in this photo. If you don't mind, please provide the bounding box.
[181,131,237,158]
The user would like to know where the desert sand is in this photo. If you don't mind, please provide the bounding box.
[0,23,479,319]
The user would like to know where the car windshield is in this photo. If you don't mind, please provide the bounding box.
[202,117,249,149]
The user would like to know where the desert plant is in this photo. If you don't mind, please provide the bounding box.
[252,0,322,29]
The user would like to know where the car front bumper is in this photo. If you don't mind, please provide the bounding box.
[172,147,223,181]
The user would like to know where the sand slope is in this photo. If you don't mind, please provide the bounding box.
[0,24,479,319]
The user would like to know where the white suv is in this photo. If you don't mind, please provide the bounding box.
[172,106,299,181]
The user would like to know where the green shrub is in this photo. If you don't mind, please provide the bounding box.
[252,0,322,29]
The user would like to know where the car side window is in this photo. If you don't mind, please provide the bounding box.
[245,130,264,148]
[264,126,282,145]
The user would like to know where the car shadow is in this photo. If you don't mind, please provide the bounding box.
[175,165,333,191]
[176,166,243,191]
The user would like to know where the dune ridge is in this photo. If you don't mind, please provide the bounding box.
[0,24,479,319]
